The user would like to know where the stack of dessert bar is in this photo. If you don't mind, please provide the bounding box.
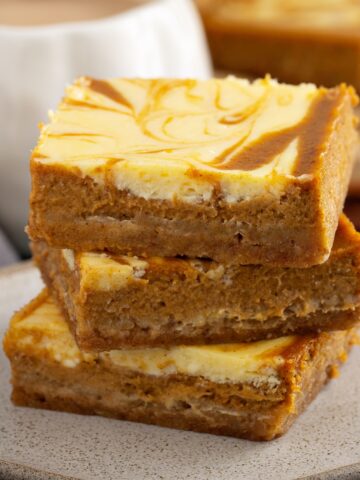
[4,76,360,441]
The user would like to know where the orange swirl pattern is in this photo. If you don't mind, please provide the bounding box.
[82,77,343,176]
[212,90,343,174]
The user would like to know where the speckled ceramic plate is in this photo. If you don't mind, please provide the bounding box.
[0,263,359,480]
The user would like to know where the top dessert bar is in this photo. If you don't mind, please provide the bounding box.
[197,0,360,91]
[28,76,358,266]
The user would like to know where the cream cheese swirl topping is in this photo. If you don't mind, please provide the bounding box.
[33,76,350,203]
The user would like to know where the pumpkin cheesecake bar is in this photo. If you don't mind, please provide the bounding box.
[3,291,356,441]
[197,0,360,91]
[32,215,360,350]
[28,76,358,266]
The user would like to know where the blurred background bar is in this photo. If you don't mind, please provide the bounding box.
[196,0,360,90]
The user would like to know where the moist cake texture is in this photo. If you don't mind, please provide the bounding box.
[3,292,356,441]
[32,215,360,350]
[29,76,358,265]
[198,0,360,91]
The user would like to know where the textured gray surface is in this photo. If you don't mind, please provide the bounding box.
[0,264,359,480]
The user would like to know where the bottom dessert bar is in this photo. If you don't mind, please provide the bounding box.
[3,291,356,441]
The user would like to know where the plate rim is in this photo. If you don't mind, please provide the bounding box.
[1,458,360,480]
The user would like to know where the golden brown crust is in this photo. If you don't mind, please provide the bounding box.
[6,329,355,441]
[27,163,317,265]
[31,215,360,350]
